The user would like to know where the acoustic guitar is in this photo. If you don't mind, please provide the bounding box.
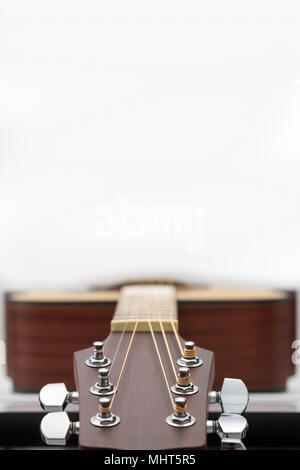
[39,284,249,450]
[6,280,295,392]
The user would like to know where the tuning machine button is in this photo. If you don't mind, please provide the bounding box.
[40,412,79,446]
[85,341,111,368]
[171,367,198,395]
[207,413,248,450]
[166,396,196,428]
[177,341,203,368]
[90,368,116,396]
[209,378,249,414]
[90,397,120,427]
[39,383,79,412]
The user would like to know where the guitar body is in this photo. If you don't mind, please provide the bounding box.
[6,285,296,392]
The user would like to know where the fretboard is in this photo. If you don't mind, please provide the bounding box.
[110,284,178,332]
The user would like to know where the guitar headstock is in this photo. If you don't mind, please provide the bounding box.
[39,284,249,450]
[73,334,214,450]
[40,335,249,450]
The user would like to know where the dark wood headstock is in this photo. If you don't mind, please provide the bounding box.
[39,286,251,450]
[74,332,214,450]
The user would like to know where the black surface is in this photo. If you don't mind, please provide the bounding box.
[0,411,300,449]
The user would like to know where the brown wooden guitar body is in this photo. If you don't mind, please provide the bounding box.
[5,286,296,392]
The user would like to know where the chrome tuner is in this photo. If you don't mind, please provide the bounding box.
[85,341,111,368]
[40,412,79,446]
[90,396,120,427]
[207,413,248,450]
[166,396,196,428]
[90,368,116,396]
[171,367,198,395]
[209,378,249,414]
[39,383,79,412]
[177,341,203,368]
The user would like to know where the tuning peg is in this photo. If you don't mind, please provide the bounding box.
[177,341,203,368]
[171,367,198,395]
[40,412,79,446]
[208,378,249,414]
[207,413,248,450]
[90,368,116,396]
[166,396,196,428]
[85,341,111,368]
[39,383,79,412]
[90,396,120,427]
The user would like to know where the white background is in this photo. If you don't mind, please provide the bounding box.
[1,1,300,344]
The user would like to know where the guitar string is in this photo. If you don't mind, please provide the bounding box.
[109,287,147,409]
[148,319,175,409]
[108,317,130,373]
[159,320,177,381]
[109,286,177,410]
[170,319,184,355]
[147,289,175,407]
[108,291,134,373]
[158,292,178,382]
[100,290,131,374]
[106,287,182,376]
[110,320,138,409]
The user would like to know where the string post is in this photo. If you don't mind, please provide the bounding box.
[177,341,203,368]
[174,396,188,414]
[94,341,104,360]
[171,367,199,396]
[90,368,116,396]
[166,396,196,428]
[184,341,196,359]
[99,397,111,415]
[85,341,112,368]
[90,397,120,428]
[178,367,191,386]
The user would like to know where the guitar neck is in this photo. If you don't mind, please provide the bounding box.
[110,284,178,332]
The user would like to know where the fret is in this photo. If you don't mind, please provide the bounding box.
[110,285,178,332]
